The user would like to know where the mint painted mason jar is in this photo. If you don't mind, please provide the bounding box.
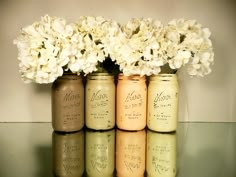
[85,73,115,130]
[147,74,179,132]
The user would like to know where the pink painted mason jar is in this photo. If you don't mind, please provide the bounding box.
[116,74,147,131]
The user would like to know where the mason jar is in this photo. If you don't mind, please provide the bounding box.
[85,73,115,130]
[147,74,179,132]
[116,74,147,131]
[51,73,84,132]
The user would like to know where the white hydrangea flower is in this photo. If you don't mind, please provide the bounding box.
[112,18,166,76]
[168,50,191,69]
[66,16,121,75]
[14,16,214,82]
[163,19,214,77]
[13,15,73,83]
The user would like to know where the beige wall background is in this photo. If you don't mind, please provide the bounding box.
[0,0,235,122]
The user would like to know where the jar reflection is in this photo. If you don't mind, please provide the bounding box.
[85,129,115,177]
[116,129,146,177]
[146,130,177,177]
[52,130,84,177]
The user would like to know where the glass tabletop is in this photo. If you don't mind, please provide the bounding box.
[0,122,235,177]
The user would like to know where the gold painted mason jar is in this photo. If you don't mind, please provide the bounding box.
[116,129,146,177]
[85,73,115,130]
[85,129,115,177]
[147,74,179,132]
[52,130,85,177]
[116,74,147,130]
[146,130,177,177]
[52,73,84,132]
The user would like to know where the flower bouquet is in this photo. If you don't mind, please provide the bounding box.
[14,15,214,132]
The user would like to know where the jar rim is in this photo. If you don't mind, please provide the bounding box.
[118,73,146,81]
[149,74,177,81]
[89,72,112,76]
[87,72,114,80]
[150,73,177,77]
[57,73,82,80]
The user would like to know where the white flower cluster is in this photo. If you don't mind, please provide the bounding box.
[163,19,214,77]
[14,15,120,83]
[111,18,166,76]
[13,15,73,83]
[14,15,214,84]
[66,16,121,75]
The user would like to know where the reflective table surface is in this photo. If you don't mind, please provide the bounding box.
[0,123,235,177]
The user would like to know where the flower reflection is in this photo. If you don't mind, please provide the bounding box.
[52,130,84,177]
[116,129,146,177]
[85,129,115,177]
[146,130,177,177]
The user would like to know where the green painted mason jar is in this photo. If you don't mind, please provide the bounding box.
[85,73,115,130]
